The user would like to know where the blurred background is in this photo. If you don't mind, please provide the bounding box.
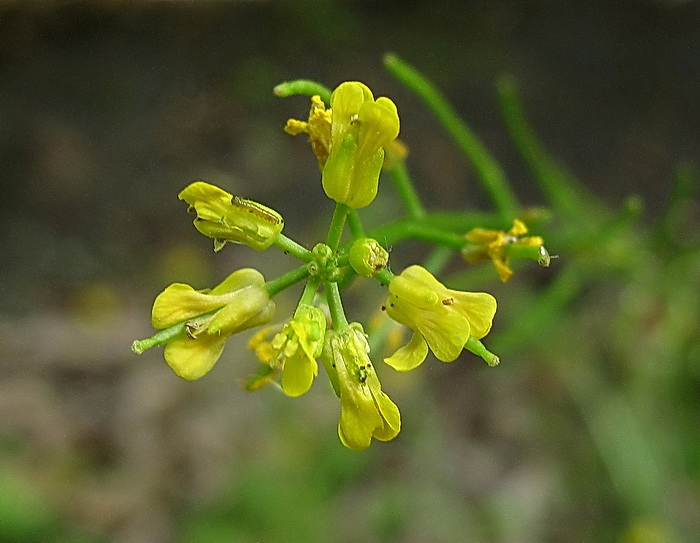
[1,1,699,541]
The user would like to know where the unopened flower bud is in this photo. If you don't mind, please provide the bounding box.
[349,238,389,277]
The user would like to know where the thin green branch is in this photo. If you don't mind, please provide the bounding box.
[131,310,216,354]
[347,210,366,238]
[422,246,454,275]
[326,203,350,250]
[465,337,500,367]
[388,161,426,219]
[370,218,466,250]
[298,276,321,307]
[384,53,519,220]
[264,265,310,297]
[274,233,313,262]
[375,268,394,288]
[496,74,601,221]
[325,281,349,329]
[273,79,332,106]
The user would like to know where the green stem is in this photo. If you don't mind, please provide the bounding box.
[327,203,350,250]
[384,53,519,220]
[274,234,313,262]
[347,210,366,238]
[298,276,321,307]
[422,211,509,232]
[422,246,454,275]
[325,281,349,329]
[370,219,466,249]
[264,265,309,297]
[375,268,394,288]
[496,74,601,221]
[504,243,547,263]
[465,337,500,367]
[131,310,216,354]
[273,79,332,106]
[389,161,425,219]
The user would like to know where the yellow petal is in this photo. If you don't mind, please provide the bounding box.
[356,97,400,160]
[178,181,232,223]
[207,286,270,335]
[508,219,529,236]
[330,81,373,142]
[413,308,471,362]
[210,268,265,295]
[338,394,380,451]
[281,354,318,398]
[151,283,234,328]
[454,291,497,338]
[371,389,401,442]
[163,334,226,380]
[384,331,429,371]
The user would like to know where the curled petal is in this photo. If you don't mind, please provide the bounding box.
[384,331,429,371]
[370,389,401,442]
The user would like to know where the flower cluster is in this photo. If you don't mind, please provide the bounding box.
[133,76,550,450]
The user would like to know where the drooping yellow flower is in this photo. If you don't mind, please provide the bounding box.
[384,265,497,371]
[463,219,545,282]
[179,181,284,252]
[322,82,400,208]
[146,269,275,380]
[322,323,401,450]
[249,305,327,397]
[284,95,333,169]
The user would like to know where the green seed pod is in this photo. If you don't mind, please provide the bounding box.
[349,238,389,277]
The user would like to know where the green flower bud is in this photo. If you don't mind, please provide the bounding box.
[179,181,284,251]
[349,238,389,277]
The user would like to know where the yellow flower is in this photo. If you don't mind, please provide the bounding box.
[147,269,275,380]
[323,323,401,450]
[179,181,284,252]
[323,82,400,208]
[384,265,497,371]
[249,305,327,397]
[463,219,545,282]
[284,95,333,169]
[284,82,399,208]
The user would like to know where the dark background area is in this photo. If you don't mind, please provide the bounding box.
[1,1,699,542]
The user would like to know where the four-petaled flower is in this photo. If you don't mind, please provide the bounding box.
[250,305,327,397]
[384,265,497,371]
[323,323,401,450]
[150,268,275,380]
[463,219,544,282]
